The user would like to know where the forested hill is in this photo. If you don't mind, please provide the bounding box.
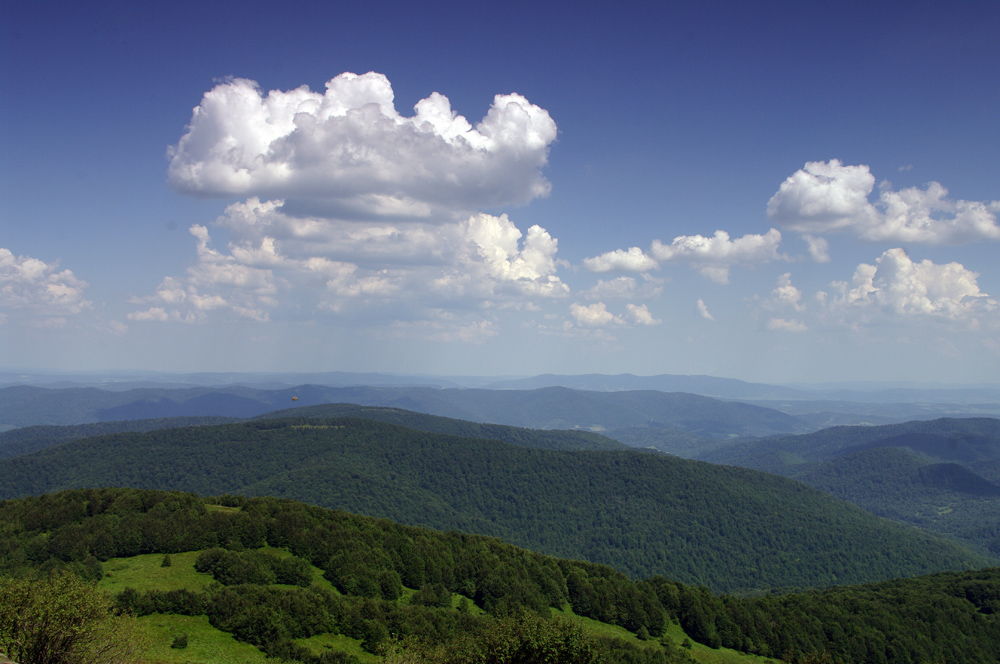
[0,416,239,459]
[699,417,1000,475]
[3,488,1000,664]
[0,404,626,460]
[697,417,1000,556]
[256,403,628,451]
[2,417,991,592]
[1,383,813,438]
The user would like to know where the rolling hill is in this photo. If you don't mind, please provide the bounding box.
[700,417,1000,555]
[1,416,991,592]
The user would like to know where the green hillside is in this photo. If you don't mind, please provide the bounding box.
[1,417,991,592]
[0,416,239,459]
[256,403,628,451]
[700,418,1000,556]
[0,404,626,460]
[3,489,1000,664]
[700,417,1000,474]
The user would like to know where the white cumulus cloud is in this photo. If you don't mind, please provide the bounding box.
[649,229,784,284]
[802,235,830,263]
[770,273,804,311]
[767,317,808,332]
[625,303,660,326]
[569,302,622,327]
[582,247,658,273]
[167,72,558,222]
[696,299,715,321]
[829,248,993,322]
[768,160,1000,244]
[0,248,91,319]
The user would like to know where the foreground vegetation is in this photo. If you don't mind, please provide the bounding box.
[2,488,1000,664]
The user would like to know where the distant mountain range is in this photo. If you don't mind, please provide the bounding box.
[5,371,999,428]
[0,384,815,437]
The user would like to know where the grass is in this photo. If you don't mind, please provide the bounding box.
[660,621,779,664]
[99,550,216,594]
[550,605,642,643]
[97,548,777,664]
[136,614,276,664]
[294,633,378,663]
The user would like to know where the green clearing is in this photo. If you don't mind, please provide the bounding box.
[660,621,779,664]
[293,633,378,663]
[97,548,729,663]
[99,551,216,594]
[136,614,275,664]
[98,547,338,596]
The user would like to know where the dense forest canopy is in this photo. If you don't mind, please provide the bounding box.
[1,417,993,592]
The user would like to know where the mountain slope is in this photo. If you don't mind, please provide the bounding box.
[7,488,1000,663]
[0,416,239,459]
[700,418,1000,555]
[1,417,991,592]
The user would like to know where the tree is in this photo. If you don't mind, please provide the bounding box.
[0,573,147,664]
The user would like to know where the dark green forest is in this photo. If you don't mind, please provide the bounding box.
[1,417,992,592]
[3,489,1000,664]
[699,418,1000,556]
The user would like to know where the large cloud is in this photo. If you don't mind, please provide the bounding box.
[167,72,558,221]
[768,160,1000,244]
[128,212,567,325]
[828,248,993,322]
[0,248,91,321]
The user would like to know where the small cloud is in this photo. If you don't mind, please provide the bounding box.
[898,164,914,172]
[625,303,660,326]
[770,273,804,311]
[582,247,658,273]
[802,235,830,263]
[696,299,715,321]
[569,301,622,327]
[767,317,808,332]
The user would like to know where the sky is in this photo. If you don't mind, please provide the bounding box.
[2,0,999,384]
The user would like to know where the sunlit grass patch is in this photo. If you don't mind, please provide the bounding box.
[99,550,215,594]
[660,620,779,664]
[294,632,378,663]
[550,605,641,642]
[136,614,275,664]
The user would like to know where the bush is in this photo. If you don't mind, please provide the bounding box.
[0,573,148,664]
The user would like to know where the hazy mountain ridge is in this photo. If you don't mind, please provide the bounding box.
[6,373,1000,434]
[0,384,814,438]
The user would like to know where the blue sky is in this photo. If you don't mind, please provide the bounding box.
[2,0,998,383]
